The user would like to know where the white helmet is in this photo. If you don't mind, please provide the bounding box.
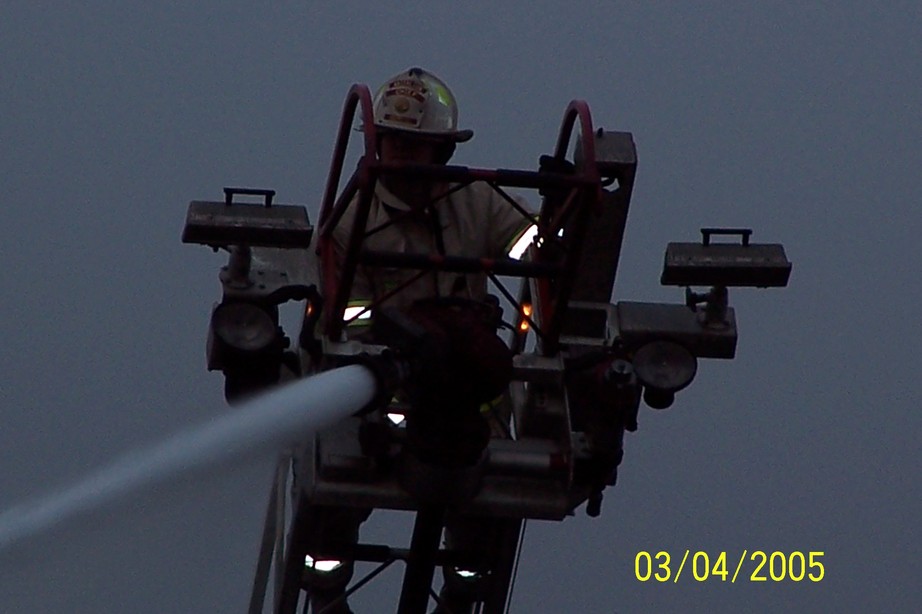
[373,67,473,142]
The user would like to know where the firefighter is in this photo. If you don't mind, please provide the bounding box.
[304,67,535,614]
[332,66,535,325]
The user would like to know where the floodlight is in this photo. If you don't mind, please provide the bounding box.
[211,302,278,354]
[661,228,791,288]
[632,340,697,409]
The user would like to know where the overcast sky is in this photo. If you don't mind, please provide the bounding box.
[2,2,919,612]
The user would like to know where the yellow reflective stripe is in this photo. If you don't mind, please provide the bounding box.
[507,223,539,260]
[344,300,373,326]
[432,82,453,107]
[480,394,505,414]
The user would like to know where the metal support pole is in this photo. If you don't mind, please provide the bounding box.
[248,457,286,614]
[223,244,253,288]
[482,519,524,614]
[274,457,290,608]
[276,497,313,614]
[397,507,446,614]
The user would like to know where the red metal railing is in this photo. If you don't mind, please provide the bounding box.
[316,84,602,352]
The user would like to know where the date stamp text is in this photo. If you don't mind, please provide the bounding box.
[634,550,825,583]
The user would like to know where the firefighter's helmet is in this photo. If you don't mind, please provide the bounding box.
[373,67,473,142]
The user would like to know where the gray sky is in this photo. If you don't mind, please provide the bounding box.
[2,2,919,612]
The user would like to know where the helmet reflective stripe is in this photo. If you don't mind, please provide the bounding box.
[373,67,473,142]
[432,82,453,107]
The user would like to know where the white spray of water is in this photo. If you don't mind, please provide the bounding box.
[0,365,377,551]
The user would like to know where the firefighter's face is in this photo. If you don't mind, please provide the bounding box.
[379,132,440,164]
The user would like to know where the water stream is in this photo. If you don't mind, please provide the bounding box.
[0,365,376,552]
